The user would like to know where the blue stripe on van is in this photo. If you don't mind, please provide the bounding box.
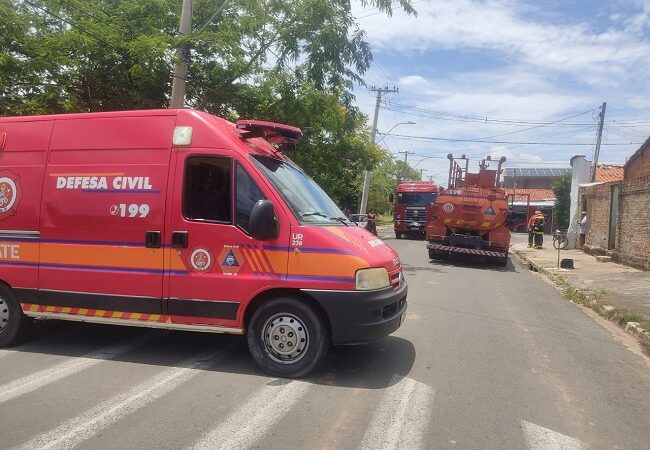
[81,189,161,194]
[262,245,354,255]
[285,274,354,283]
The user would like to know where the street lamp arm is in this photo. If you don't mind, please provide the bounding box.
[375,121,416,146]
[413,155,436,168]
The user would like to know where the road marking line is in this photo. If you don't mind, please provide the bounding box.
[14,345,234,450]
[187,379,311,450]
[0,334,158,405]
[359,375,435,450]
[521,420,585,450]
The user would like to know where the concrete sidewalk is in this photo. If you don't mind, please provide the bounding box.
[510,232,650,339]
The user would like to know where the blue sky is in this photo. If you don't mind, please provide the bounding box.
[351,0,650,184]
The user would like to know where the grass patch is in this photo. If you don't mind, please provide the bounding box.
[546,272,650,334]
[376,214,393,226]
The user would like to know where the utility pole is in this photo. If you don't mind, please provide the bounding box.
[359,85,399,214]
[170,0,193,108]
[590,101,607,182]
[396,150,415,182]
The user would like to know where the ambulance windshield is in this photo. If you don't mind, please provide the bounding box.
[252,156,349,224]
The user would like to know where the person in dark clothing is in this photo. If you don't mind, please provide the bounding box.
[366,209,378,236]
[532,215,545,248]
[527,210,544,248]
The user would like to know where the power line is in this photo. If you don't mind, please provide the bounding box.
[354,0,423,20]
[384,133,641,146]
[383,101,600,126]
[474,108,596,140]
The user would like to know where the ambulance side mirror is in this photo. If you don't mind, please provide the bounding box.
[249,200,279,241]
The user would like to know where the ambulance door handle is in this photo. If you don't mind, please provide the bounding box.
[171,231,189,249]
[145,231,162,248]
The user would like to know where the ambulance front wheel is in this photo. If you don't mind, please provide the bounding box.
[247,297,330,378]
[0,284,33,347]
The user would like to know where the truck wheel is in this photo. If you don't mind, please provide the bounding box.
[247,297,330,378]
[395,232,402,239]
[0,284,32,347]
[491,254,509,266]
[428,249,448,260]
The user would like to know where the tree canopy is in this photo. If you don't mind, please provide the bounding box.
[0,0,415,207]
[552,173,571,231]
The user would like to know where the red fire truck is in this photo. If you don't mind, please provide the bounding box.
[392,181,439,239]
[426,154,511,265]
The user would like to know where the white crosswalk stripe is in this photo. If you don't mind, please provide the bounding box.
[521,420,586,450]
[359,375,435,450]
[0,334,158,405]
[187,379,310,450]
[14,344,235,450]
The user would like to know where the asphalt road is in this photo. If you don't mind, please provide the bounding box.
[1,233,649,449]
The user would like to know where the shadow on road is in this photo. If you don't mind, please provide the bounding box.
[401,263,445,274]
[6,319,415,390]
[428,254,517,272]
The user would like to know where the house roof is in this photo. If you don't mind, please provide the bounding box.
[624,135,650,170]
[595,165,624,183]
[503,188,556,201]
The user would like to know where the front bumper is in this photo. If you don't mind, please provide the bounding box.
[302,281,408,345]
[395,220,426,231]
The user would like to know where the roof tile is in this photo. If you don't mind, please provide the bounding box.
[503,188,556,201]
[595,165,624,183]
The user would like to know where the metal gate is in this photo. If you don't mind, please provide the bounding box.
[608,185,620,250]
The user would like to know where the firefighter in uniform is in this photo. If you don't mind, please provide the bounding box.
[532,214,545,248]
[527,210,544,248]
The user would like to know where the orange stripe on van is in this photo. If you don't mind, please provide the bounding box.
[288,253,367,278]
[255,249,270,273]
[40,244,161,270]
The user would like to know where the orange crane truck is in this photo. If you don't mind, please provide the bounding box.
[426,154,510,266]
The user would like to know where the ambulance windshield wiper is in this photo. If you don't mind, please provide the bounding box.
[330,216,349,226]
[300,211,329,219]
[300,212,348,226]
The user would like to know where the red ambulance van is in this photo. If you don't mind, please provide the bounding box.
[0,109,407,377]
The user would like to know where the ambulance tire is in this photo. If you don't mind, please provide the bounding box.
[0,284,32,347]
[247,297,330,378]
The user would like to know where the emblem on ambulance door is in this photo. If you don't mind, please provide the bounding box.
[217,246,245,275]
[190,248,212,272]
[0,171,22,220]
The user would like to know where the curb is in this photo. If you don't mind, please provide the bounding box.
[511,248,650,356]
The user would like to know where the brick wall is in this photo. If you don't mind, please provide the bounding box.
[625,143,650,179]
[581,176,650,270]
[617,176,650,269]
[582,182,615,250]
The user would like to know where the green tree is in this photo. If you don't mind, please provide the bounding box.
[552,173,571,231]
[1,0,415,205]
[367,153,421,214]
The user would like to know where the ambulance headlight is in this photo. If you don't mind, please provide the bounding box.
[355,268,390,291]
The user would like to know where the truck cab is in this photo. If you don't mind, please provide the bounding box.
[393,181,439,239]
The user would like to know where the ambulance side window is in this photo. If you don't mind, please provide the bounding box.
[183,156,232,223]
[236,164,265,233]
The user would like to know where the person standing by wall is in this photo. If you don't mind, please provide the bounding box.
[578,211,588,249]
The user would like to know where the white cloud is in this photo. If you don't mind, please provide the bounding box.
[398,75,428,86]
[357,0,650,87]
